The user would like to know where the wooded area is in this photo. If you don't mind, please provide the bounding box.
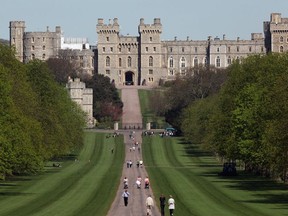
[0,44,86,179]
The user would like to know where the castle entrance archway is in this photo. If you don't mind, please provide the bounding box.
[125,71,134,85]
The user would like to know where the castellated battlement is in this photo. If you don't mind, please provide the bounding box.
[96,18,119,34]
[138,18,162,34]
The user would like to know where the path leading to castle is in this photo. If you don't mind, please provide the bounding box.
[107,86,160,216]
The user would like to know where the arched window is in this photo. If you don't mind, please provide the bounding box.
[216,56,221,67]
[169,56,174,68]
[180,57,186,75]
[194,57,198,67]
[127,56,132,67]
[227,56,231,65]
[149,56,153,67]
[119,58,122,67]
[106,56,110,67]
[180,57,186,68]
[280,36,284,43]
[280,46,284,53]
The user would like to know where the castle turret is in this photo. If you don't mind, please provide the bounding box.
[138,18,163,86]
[9,21,25,62]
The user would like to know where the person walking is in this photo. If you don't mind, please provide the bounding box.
[168,195,175,216]
[159,194,166,216]
[146,195,154,215]
[122,189,130,206]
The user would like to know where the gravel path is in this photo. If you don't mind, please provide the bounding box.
[107,87,160,216]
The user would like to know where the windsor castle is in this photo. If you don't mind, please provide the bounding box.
[9,13,288,87]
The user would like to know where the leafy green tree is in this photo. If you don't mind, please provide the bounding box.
[86,74,123,123]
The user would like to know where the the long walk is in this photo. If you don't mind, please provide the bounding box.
[107,87,160,216]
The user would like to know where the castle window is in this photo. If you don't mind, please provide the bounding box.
[110,47,113,52]
[249,46,252,52]
[170,47,173,52]
[169,56,174,68]
[204,57,208,65]
[217,47,220,52]
[119,58,122,67]
[42,54,46,60]
[119,47,122,52]
[180,57,186,68]
[118,70,122,75]
[227,46,231,52]
[106,37,110,42]
[106,56,110,67]
[31,54,35,60]
[216,56,221,67]
[280,36,284,43]
[43,37,45,42]
[237,46,239,52]
[31,37,34,43]
[128,47,131,52]
[227,56,231,65]
[31,46,35,51]
[149,69,153,75]
[80,63,84,67]
[103,47,106,52]
[195,47,198,53]
[43,46,45,50]
[146,47,148,52]
[154,47,156,52]
[127,56,132,67]
[182,47,185,52]
[169,69,174,76]
[280,46,284,53]
[261,46,264,52]
[106,70,110,75]
[150,37,152,42]
[194,57,198,67]
[149,56,153,67]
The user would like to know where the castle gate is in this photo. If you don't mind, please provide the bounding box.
[125,71,135,85]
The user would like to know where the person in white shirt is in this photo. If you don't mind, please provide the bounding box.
[122,189,130,206]
[168,195,175,216]
[146,195,154,215]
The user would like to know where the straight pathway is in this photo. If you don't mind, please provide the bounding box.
[107,87,160,216]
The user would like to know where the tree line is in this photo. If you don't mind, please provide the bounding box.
[153,53,288,181]
[0,44,86,180]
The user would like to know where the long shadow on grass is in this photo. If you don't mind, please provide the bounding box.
[178,138,288,207]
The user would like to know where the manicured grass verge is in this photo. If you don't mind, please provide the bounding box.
[0,132,125,216]
[138,89,167,128]
[143,135,288,216]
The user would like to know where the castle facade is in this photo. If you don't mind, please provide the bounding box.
[9,13,288,86]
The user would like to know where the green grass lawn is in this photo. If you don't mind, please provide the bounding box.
[138,89,167,129]
[143,135,288,216]
[0,132,125,216]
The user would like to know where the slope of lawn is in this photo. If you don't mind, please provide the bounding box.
[138,89,167,128]
[0,132,125,216]
[143,135,288,216]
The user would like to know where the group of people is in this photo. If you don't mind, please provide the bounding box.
[123,176,150,189]
[121,191,175,216]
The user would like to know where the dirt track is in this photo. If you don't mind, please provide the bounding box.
[107,87,160,216]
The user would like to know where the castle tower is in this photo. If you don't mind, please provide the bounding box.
[9,21,25,62]
[264,13,288,53]
[96,18,120,82]
[138,18,163,86]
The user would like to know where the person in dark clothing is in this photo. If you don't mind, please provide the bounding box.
[159,194,166,216]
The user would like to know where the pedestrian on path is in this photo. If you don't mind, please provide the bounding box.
[159,194,166,216]
[168,195,175,216]
[146,195,154,215]
[122,189,130,206]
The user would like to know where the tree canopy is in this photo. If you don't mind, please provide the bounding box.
[0,44,86,179]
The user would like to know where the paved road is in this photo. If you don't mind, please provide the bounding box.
[107,87,160,216]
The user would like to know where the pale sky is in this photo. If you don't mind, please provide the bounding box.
[1,0,287,44]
